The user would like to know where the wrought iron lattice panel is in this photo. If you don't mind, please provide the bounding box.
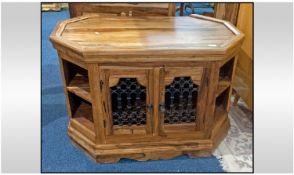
[164,77,198,124]
[111,78,147,126]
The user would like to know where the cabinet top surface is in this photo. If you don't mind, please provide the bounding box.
[50,14,244,57]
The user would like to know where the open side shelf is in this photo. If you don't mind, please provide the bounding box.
[214,86,230,121]
[215,86,230,109]
[219,57,235,81]
[61,59,92,103]
[214,105,227,124]
[215,56,235,121]
[68,91,94,123]
[67,74,91,103]
[68,92,95,134]
[216,80,231,97]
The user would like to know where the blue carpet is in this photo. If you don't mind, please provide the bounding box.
[41,8,223,173]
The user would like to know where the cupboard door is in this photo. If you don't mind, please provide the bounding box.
[158,67,207,136]
[100,66,153,141]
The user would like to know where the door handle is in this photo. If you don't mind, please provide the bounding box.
[120,12,126,16]
[159,103,165,113]
[146,104,153,112]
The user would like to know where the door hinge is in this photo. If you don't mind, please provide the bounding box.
[100,80,104,91]
[159,103,165,113]
[146,104,153,111]
[103,120,106,128]
[205,70,209,86]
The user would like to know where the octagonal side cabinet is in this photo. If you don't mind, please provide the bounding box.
[50,14,244,163]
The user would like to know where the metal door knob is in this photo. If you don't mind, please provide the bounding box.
[159,103,165,113]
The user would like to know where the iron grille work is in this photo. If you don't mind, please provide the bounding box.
[164,77,198,124]
[111,78,147,126]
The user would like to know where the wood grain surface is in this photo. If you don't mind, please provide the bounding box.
[50,14,244,58]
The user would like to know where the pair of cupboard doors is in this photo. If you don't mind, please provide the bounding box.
[98,64,210,143]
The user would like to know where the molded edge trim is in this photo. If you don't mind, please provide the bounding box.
[49,14,244,58]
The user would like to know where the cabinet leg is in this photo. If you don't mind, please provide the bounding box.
[96,156,120,164]
[186,150,212,158]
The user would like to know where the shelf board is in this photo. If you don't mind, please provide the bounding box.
[216,80,231,97]
[73,117,95,133]
[215,105,227,116]
[71,101,95,140]
[214,105,227,123]
[219,76,231,82]
[67,74,92,103]
[73,100,93,122]
[71,117,95,142]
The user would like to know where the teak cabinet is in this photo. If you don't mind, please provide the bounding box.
[68,3,176,17]
[50,14,244,163]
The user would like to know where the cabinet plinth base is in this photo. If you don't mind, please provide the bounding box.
[67,113,229,164]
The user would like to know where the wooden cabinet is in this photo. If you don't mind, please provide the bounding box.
[68,3,176,17]
[50,14,244,163]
